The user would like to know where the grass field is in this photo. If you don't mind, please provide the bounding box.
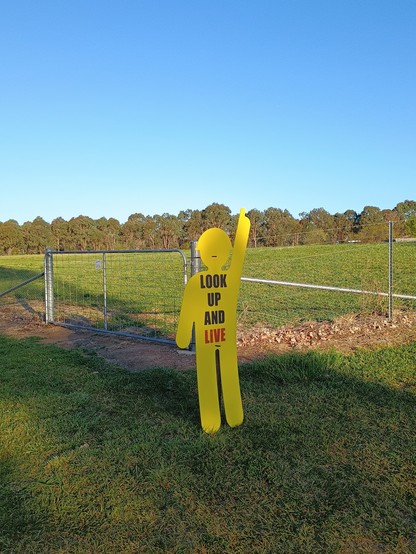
[1,334,416,553]
[1,242,415,335]
[240,242,416,327]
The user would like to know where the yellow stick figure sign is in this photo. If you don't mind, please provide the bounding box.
[176,209,251,433]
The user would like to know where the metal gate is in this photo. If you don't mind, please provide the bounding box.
[44,249,188,344]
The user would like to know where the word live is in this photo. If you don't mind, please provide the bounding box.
[204,327,226,344]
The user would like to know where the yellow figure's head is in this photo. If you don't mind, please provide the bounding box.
[197,228,232,270]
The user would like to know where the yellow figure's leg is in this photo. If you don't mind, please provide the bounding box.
[196,347,221,434]
[220,349,244,428]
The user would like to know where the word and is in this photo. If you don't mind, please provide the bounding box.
[204,310,225,325]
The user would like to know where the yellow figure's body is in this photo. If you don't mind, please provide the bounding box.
[176,209,251,433]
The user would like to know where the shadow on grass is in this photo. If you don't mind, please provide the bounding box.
[1,334,416,553]
[0,455,41,552]
[0,266,45,320]
[0,262,183,339]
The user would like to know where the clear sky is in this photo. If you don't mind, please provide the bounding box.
[1,0,415,224]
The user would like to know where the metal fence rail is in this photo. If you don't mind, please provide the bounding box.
[235,235,415,330]
[44,248,188,344]
[241,277,416,301]
[239,221,414,321]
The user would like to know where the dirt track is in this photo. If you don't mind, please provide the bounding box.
[1,303,416,371]
[0,304,196,370]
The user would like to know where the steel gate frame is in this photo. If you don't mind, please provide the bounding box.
[44,248,188,344]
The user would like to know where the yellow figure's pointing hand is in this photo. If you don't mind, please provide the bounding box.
[176,209,251,433]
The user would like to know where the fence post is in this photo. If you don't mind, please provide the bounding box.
[190,240,201,276]
[103,252,108,330]
[44,248,54,324]
[189,241,201,351]
[388,221,393,321]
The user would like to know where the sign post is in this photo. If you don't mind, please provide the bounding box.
[176,209,251,433]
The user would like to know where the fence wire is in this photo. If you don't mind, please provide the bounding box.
[45,249,187,343]
[237,241,416,329]
[1,238,415,342]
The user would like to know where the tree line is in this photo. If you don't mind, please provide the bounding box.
[1,200,415,255]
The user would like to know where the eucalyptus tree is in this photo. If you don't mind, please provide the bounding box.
[153,213,182,249]
[22,217,53,254]
[300,208,335,243]
[333,212,357,243]
[201,203,232,232]
[51,217,69,251]
[394,200,416,236]
[66,215,99,250]
[246,208,264,247]
[177,209,203,245]
[263,208,299,246]
[121,213,147,249]
[96,217,121,250]
[0,219,23,254]
[357,206,385,242]
[142,216,158,249]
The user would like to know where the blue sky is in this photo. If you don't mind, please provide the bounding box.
[1,0,415,224]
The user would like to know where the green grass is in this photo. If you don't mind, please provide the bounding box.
[0,254,45,302]
[1,334,416,553]
[1,243,415,334]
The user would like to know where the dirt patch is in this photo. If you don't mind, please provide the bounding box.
[1,303,416,370]
[0,303,196,371]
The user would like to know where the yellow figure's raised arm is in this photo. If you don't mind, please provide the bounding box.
[230,208,251,278]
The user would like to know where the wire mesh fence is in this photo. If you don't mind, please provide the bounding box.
[0,236,415,343]
[44,249,188,343]
[237,241,416,330]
